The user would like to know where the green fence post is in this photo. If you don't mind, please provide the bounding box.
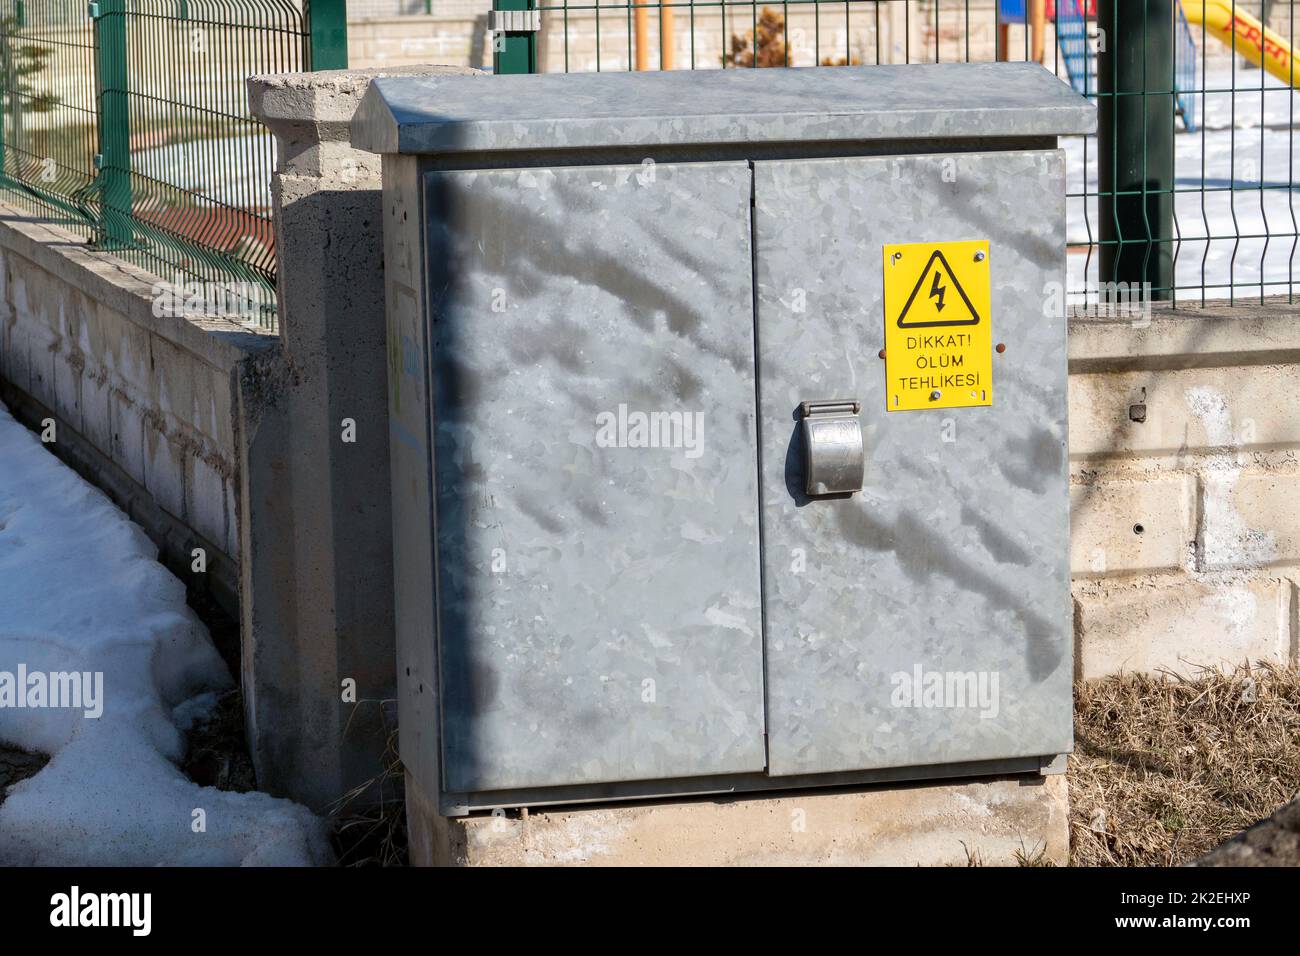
[0,23,7,183]
[493,0,538,74]
[307,0,348,70]
[92,0,133,249]
[1098,0,1175,301]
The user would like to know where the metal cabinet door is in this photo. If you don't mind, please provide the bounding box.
[752,151,1074,777]
[424,161,766,794]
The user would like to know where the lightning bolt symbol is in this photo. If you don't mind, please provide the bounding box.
[929,270,946,312]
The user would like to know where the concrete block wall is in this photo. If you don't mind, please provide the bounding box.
[1067,303,1300,679]
[5,66,481,815]
[0,191,407,812]
[0,211,275,614]
[0,201,402,812]
[349,14,489,70]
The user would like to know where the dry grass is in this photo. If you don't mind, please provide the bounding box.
[957,839,1056,867]
[181,689,257,793]
[1069,662,1300,867]
[328,709,407,867]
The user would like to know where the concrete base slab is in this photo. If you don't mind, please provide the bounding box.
[406,769,1069,867]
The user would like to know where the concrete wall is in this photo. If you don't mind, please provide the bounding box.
[1,64,479,816]
[0,210,274,615]
[0,186,410,812]
[1068,303,1300,679]
[0,62,460,811]
[350,14,490,70]
[0,190,411,812]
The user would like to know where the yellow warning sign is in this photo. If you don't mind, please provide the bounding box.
[882,240,992,412]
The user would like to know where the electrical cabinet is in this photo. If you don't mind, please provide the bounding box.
[353,62,1094,814]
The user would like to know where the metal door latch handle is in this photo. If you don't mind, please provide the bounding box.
[800,399,864,497]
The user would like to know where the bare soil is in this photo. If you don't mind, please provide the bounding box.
[0,747,48,809]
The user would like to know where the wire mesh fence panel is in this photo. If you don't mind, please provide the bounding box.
[1157,1,1298,306]
[0,0,307,328]
[494,0,1300,307]
[3,1,1297,321]
[109,0,305,326]
[0,0,100,236]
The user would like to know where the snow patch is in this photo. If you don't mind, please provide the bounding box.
[0,400,330,865]
[1065,72,1300,301]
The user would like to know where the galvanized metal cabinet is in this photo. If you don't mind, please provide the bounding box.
[752,151,1073,776]
[418,161,767,794]
[355,63,1094,814]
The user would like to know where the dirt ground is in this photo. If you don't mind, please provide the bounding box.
[1068,663,1300,867]
[0,748,47,810]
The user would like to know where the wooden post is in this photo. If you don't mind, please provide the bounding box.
[660,2,674,70]
[635,0,649,70]
[1031,0,1046,63]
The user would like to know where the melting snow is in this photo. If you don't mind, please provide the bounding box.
[0,401,331,865]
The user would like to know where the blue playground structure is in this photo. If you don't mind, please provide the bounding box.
[1004,0,1200,132]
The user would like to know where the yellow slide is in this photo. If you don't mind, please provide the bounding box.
[1180,0,1299,87]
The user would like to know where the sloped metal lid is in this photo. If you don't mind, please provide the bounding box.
[351,62,1095,156]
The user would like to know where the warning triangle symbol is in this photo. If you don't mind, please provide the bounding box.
[896,249,980,329]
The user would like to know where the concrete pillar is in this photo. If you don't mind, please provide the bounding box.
[243,65,480,810]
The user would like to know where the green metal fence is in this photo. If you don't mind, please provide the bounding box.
[0,0,345,328]
[492,0,1300,308]
[5,0,1292,318]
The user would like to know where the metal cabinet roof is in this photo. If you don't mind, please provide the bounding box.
[352,62,1096,157]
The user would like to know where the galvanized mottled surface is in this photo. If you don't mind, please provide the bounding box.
[384,153,444,811]
[753,150,1073,777]
[425,161,766,793]
[352,63,1095,157]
